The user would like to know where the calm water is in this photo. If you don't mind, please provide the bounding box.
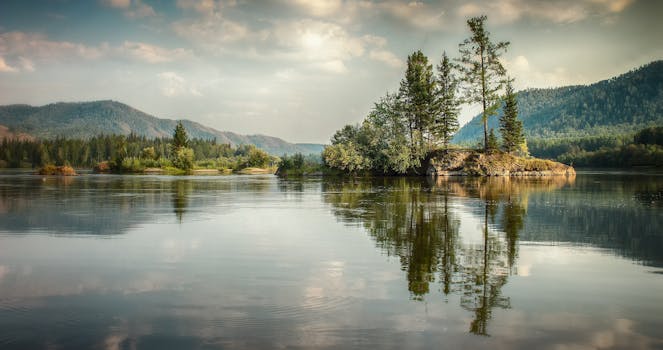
[0,172,662,349]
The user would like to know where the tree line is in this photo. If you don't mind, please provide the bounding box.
[0,122,277,172]
[322,15,525,175]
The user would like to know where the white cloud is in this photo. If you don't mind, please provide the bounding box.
[121,41,192,63]
[503,55,587,89]
[173,13,250,47]
[288,0,343,17]
[157,71,202,97]
[0,31,105,63]
[19,57,35,72]
[124,0,156,18]
[457,0,636,24]
[177,0,219,15]
[314,60,348,74]
[0,31,192,70]
[270,19,366,61]
[101,0,156,18]
[101,0,131,9]
[369,49,403,68]
[0,56,17,73]
[376,1,446,29]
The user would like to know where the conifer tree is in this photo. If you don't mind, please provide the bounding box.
[499,80,525,154]
[172,121,189,152]
[456,15,509,151]
[399,50,436,157]
[434,52,460,148]
[487,128,499,153]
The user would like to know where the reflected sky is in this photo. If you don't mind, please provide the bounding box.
[0,173,662,349]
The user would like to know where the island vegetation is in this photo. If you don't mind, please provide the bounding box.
[1,121,279,174]
[295,15,567,177]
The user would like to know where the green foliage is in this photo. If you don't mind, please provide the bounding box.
[323,92,429,175]
[487,129,499,153]
[528,126,663,167]
[454,61,663,144]
[399,50,436,151]
[456,15,509,150]
[141,146,156,160]
[433,52,460,148]
[120,157,145,173]
[172,121,189,152]
[557,144,663,167]
[172,147,194,170]
[0,133,279,173]
[277,153,329,176]
[237,145,272,168]
[499,81,525,154]
[634,126,663,146]
[322,143,370,174]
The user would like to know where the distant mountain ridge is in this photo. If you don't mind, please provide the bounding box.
[453,60,663,144]
[0,100,324,155]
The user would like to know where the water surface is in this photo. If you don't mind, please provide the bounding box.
[0,172,662,349]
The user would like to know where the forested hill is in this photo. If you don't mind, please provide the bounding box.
[453,60,663,144]
[0,100,323,156]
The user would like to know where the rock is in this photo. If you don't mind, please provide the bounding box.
[427,150,574,177]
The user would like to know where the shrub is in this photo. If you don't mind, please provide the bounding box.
[173,147,194,170]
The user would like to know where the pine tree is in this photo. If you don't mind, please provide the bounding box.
[434,52,460,148]
[456,15,509,152]
[172,121,189,152]
[499,80,525,154]
[487,128,499,153]
[399,50,436,157]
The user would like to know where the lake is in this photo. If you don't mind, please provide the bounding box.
[0,172,662,349]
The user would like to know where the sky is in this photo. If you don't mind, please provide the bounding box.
[0,0,661,143]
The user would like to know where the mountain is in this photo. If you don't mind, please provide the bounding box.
[0,100,324,156]
[453,60,663,144]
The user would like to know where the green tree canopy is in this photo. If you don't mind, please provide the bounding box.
[499,80,525,154]
[172,121,189,151]
[456,15,509,151]
[434,52,460,148]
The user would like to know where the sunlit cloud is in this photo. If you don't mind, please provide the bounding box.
[173,13,251,47]
[0,31,192,71]
[0,56,17,73]
[288,0,343,17]
[101,0,155,18]
[369,49,403,68]
[157,71,203,97]
[457,0,636,24]
[101,0,131,9]
[121,41,192,63]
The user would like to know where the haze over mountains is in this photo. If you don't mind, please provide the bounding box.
[0,101,323,156]
[453,60,663,144]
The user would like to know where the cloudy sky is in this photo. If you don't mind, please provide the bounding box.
[0,0,661,143]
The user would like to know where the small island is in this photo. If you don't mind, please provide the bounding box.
[279,16,573,178]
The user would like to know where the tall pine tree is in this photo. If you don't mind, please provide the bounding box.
[172,121,189,152]
[456,15,509,152]
[399,50,436,164]
[434,52,460,149]
[499,81,525,154]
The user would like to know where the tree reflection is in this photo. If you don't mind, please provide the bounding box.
[323,176,571,335]
[172,180,192,222]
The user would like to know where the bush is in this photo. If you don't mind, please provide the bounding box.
[121,157,145,173]
[38,164,77,176]
[93,161,111,173]
[173,147,194,170]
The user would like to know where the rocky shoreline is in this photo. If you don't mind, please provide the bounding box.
[426,150,575,177]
